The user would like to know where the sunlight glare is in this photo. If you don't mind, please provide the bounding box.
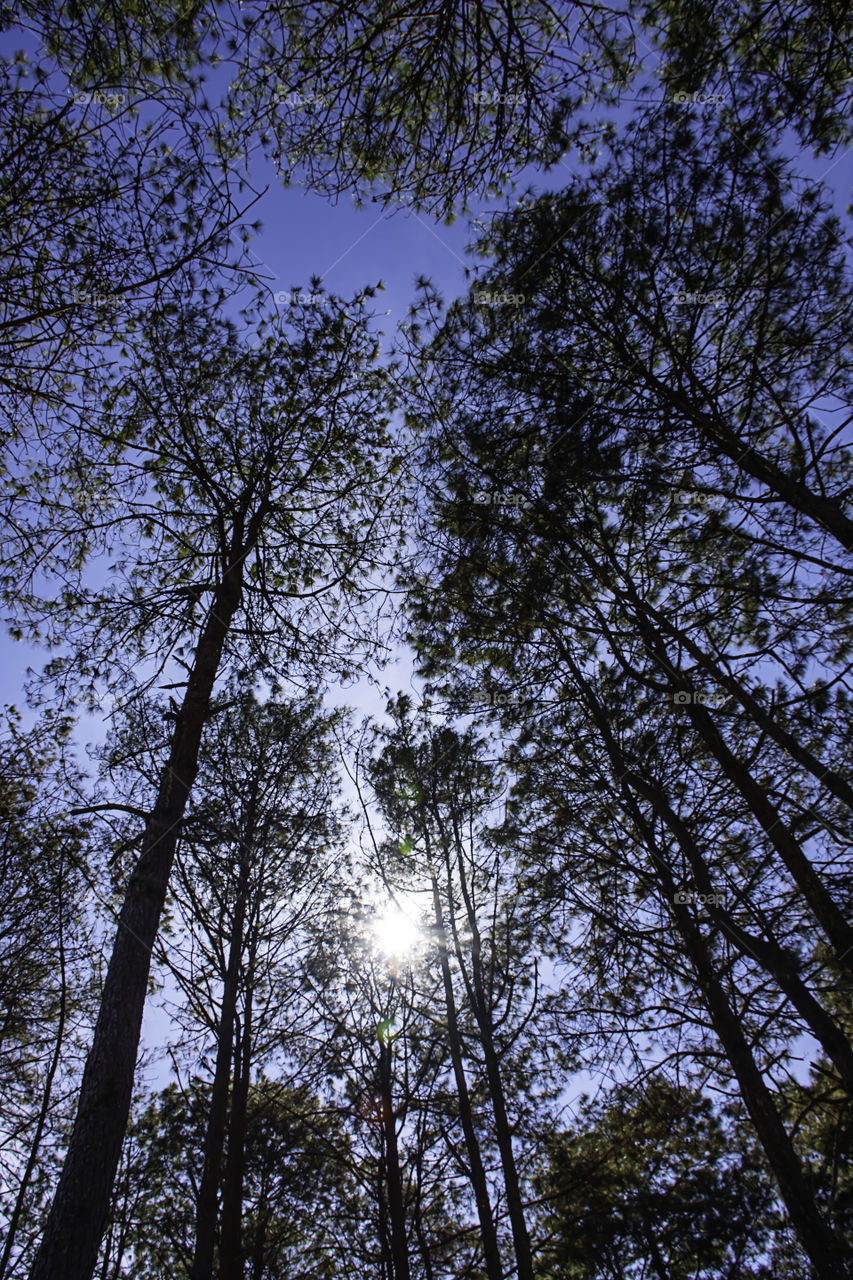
[372,902,422,960]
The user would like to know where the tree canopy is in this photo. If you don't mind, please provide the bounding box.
[2,2,852,1278]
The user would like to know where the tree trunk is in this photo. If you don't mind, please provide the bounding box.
[684,699,853,980]
[427,864,503,1280]
[569,664,852,1277]
[191,802,254,1280]
[447,834,534,1280]
[410,1123,435,1280]
[219,989,253,1280]
[628,588,853,815]
[617,338,853,552]
[29,553,246,1280]
[622,765,853,1093]
[249,1219,267,1280]
[674,897,851,1278]
[702,409,853,553]
[640,1209,671,1280]
[377,1154,393,1280]
[477,1023,533,1280]
[0,856,69,1280]
[377,1039,411,1280]
[617,602,853,977]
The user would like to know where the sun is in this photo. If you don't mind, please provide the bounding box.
[372,902,422,960]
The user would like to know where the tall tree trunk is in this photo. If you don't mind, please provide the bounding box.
[219,987,253,1280]
[616,340,853,552]
[640,1208,671,1280]
[30,548,246,1280]
[673,894,851,1279]
[377,1039,412,1280]
[555,629,853,978]
[410,1119,435,1280]
[447,833,534,1280]
[249,1219,267,1280]
[571,665,852,1278]
[0,856,69,1280]
[627,587,853,815]
[546,508,853,821]
[702,408,853,553]
[621,765,853,1093]
[377,1155,393,1280]
[191,792,255,1280]
[620,600,853,977]
[683,699,853,980]
[476,1022,533,1280]
[426,862,503,1280]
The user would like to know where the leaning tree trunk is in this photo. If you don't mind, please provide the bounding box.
[622,610,853,980]
[621,765,853,1094]
[624,586,853,815]
[569,662,852,1279]
[699,405,853,553]
[634,361,853,552]
[682,699,853,981]
[30,548,246,1280]
[474,1013,535,1280]
[673,895,852,1279]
